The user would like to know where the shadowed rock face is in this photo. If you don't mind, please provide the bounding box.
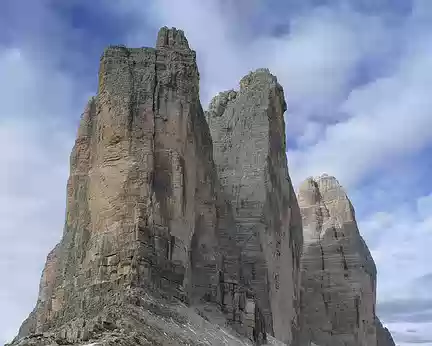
[298,175,378,346]
[206,69,303,345]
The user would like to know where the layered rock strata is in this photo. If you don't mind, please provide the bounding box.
[297,174,379,346]
[9,27,302,346]
[206,70,303,345]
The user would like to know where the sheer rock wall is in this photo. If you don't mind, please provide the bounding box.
[298,175,378,346]
[206,70,303,345]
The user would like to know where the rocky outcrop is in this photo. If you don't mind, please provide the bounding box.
[297,175,378,346]
[206,69,303,345]
[9,27,302,346]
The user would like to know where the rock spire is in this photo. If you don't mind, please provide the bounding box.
[297,174,394,346]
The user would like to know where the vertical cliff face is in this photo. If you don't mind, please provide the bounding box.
[206,69,303,345]
[88,27,220,305]
[14,27,228,343]
[297,174,378,346]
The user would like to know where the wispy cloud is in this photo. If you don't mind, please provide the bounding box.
[359,191,432,342]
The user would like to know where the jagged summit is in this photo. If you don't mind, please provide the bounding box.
[207,89,237,117]
[156,26,191,50]
[239,68,277,89]
[298,174,357,228]
[208,69,287,121]
[297,177,320,206]
[298,174,344,196]
[103,27,191,52]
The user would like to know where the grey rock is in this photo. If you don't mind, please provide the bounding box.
[206,68,303,345]
[297,174,378,346]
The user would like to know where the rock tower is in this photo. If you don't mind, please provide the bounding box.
[297,174,395,346]
[9,27,303,346]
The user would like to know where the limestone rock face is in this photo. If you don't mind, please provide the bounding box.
[206,69,303,345]
[12,27,226,345]
[9,28,300,346]
[297,174,378,346]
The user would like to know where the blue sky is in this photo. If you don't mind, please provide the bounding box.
[1,1,432,345]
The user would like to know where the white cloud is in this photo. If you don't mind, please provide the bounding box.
[261,6,394,122]
[0,48,77,344]
[360,192,432,301]
[359,192,432,345]
[289,28,432,187]
[389,322,432,346]
[417,193,432,219]
[0,49,77,122]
